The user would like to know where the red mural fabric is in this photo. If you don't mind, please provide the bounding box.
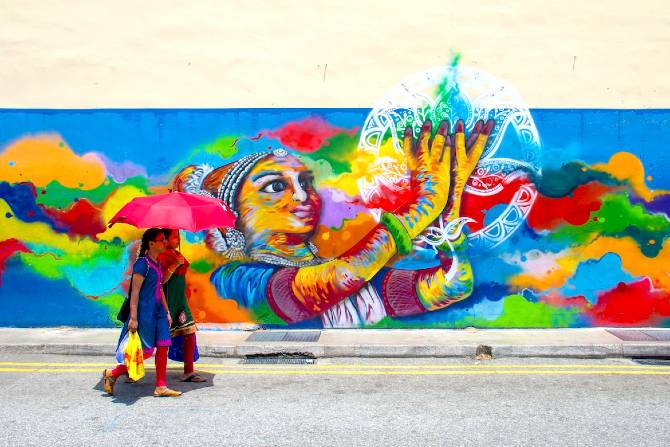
[381,269,425,317]
[266,268,313,323]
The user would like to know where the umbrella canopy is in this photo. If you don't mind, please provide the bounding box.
[108,192,236,232]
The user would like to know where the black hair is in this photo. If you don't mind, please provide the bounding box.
[138,228,164,258]
[162,228,177,239]
[162,228,181,251]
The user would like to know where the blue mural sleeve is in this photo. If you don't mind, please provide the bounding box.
[210,262,278,309]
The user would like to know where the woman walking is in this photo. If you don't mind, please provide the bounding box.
[159,228,206,382]
[103,228,182,397]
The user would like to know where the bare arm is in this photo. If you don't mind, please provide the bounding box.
[163,267,176,283]
[266,120,453,321]
[161,251,185,284]
[266,119,492,322]
[382,119,493,315]
[413,234,473,312]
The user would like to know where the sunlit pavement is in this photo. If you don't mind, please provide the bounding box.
[1,353,669,446]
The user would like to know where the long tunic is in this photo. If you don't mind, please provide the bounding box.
[159,250,196,336]
[116,257,171,354]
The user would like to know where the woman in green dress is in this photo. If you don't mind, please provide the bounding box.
[159,229,206,382]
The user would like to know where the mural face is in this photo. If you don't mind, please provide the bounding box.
[238,155,321,239]
[1,65,669,328]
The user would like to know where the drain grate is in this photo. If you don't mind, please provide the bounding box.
[246,331,321,343]
[240,357,316,365]
[607,330,657,341]
[284,331,321,342]
[246,331,288,342]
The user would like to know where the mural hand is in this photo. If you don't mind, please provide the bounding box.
[396,119,452,238]
[449,119,494,217]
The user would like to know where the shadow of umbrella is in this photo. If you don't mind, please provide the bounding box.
[94,370,215,406]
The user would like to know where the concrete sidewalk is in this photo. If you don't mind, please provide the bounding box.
[1,327,670,358]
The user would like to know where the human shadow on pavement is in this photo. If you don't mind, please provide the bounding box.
[93,371,215,405]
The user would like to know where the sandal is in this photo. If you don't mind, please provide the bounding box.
[102,369,117,396]
[153,387,182,397]
[181,373,207,383]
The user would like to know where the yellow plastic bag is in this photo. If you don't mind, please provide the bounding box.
[124,331,145,381]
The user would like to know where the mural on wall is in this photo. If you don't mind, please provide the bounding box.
[1,63,669,328]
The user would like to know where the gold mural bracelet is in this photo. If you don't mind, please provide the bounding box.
[380,212,413,255]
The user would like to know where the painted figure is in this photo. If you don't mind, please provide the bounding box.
[159,229,206,382]
[175,119,493,327]
[103,228,182,397]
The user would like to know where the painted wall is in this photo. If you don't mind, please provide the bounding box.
[1,1,669,328]
[1,65,669,327]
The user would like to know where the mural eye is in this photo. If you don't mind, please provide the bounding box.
[261,180,287,193]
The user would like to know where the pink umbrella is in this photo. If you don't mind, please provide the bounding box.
[108,192,236,232]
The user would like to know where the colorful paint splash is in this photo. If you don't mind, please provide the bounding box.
[1,71,669,328]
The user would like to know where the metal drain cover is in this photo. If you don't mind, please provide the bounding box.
[246,331,321,343]
[284,331,321,342]
[240,357,316,365]
[246,331,288,342]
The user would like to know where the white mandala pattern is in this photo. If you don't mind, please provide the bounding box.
[357,65,542,251]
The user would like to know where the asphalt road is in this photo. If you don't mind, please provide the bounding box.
[0,354,668,446]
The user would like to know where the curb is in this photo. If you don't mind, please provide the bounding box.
[2,342,670,358]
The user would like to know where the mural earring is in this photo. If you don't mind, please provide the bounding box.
[181,149,293,260]
[205,227,246,260]
[182,164,215,198]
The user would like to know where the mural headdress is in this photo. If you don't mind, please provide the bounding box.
[174,148,288,259]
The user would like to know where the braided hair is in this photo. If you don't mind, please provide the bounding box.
[137,228,164,258]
